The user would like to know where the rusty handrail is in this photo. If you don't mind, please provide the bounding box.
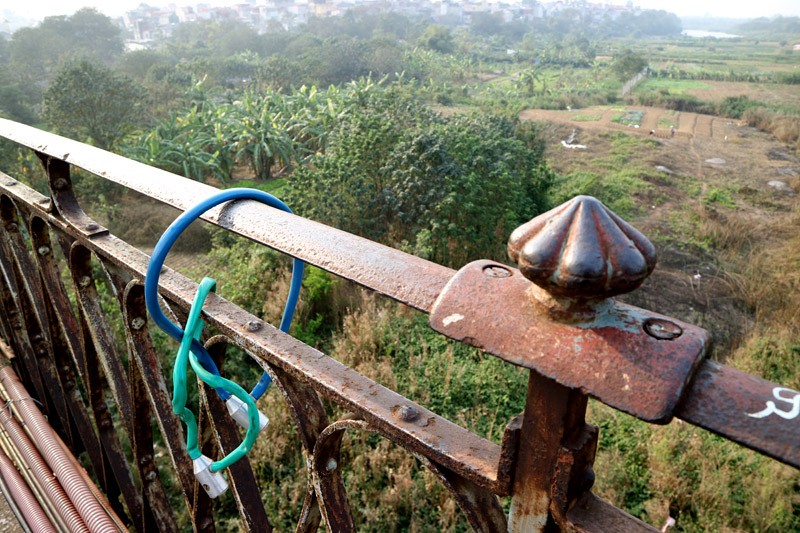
[0,119,796,531]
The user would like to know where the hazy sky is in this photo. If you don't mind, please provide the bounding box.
[5,0,800,25]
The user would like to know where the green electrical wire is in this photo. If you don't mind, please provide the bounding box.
[173,277,261,472]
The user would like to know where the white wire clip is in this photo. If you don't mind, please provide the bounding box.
[225,396,269,432]
[193,455,228,498]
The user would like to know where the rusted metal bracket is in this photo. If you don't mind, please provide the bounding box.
[36,152,109,238]
[430,260,709,423]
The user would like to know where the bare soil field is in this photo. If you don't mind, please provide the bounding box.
[521,106,799,353]
[520,106,729,139]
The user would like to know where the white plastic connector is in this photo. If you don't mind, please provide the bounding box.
[193,455,228,498]
[226,396,269,432]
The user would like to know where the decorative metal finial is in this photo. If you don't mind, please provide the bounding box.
[508,196,656,301]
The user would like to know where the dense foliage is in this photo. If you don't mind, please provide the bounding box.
[283,84,552,266]
[43,60,145,150]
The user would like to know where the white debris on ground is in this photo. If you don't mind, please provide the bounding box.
[655,165,673,174]
[561,128,587,150]
[705,158,726,164]
[768,180,795,193]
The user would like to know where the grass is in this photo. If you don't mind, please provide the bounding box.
[571,113,602,122]
[637,79,712,93]
[226,177,288,197]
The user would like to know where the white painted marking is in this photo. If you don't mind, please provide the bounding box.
[442,314,465,327]
[747,387,800,420]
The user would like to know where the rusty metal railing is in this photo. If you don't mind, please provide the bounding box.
[0,118,796,531]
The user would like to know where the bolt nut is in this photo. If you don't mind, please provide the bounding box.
[145,471,158,481]
[130,317,146,330]
[325,458,337,471]
[643,318,683,340]
[246,320,262,332]
[84,222,99,232]
[78,276,91,288]
[52,178,68,190]
[37,246,51,256]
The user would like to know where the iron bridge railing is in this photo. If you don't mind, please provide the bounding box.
[0,118,796,532]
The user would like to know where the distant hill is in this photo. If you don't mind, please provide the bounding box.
[734,15,800,36]
[680,16,748,32]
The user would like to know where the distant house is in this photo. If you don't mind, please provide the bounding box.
[793,43,800,52]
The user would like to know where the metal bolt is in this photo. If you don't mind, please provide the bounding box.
[246,320,262,332]
[84,222,99,232]
[64,380,75,391]
[5,181,16,187]
[99,418,112,429]
[52,178,67,190]
[644,318,683,340]
[395,404,419,422]
[140,454,153,465]
[78,276,91,288]
[483,264,511,278]
[325,458,337,471]
[37,246,50,256]
[130,317,146,330]
[145,471,158,481]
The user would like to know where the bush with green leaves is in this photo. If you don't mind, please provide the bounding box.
[284,84,553,267]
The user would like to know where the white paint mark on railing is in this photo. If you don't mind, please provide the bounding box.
[747,387,800,420]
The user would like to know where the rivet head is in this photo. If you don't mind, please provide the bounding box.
[84,222,99,231]
[325,458,337,471]
[52,178,68,190]
[643,318,683,340]
[130,317,146,330]
[246,320,262,332]
[78,276,91,287]
[37,246,50,256]
[508,196,657,300]
[394,404,419,422]
[145,471,158,481]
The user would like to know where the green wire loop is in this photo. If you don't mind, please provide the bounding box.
[173,277,261,472]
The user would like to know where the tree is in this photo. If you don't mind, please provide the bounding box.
[284,85,553,266]
[612,50,648,81]
[470,12,506,37]
[418,25,454,54]
[43,60,146,150]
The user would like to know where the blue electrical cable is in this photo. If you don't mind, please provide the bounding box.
[144,188,305,400]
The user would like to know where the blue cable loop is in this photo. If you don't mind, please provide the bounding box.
[144,188,305,400]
